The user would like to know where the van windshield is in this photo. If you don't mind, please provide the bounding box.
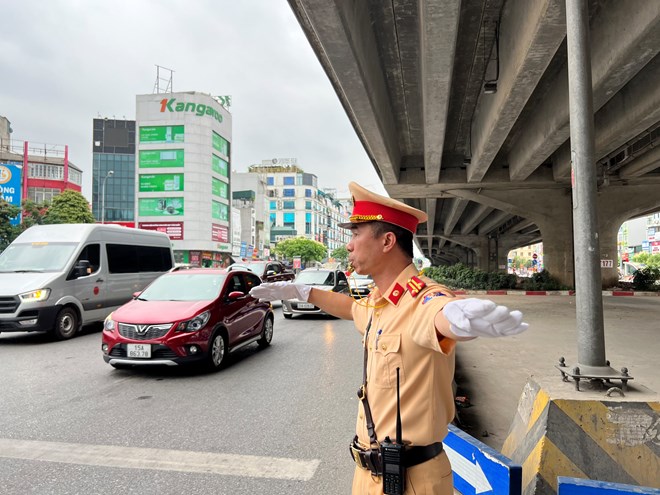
[0,242,79,272]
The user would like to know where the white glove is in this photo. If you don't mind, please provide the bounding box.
[249,282,312,302]
[443,298,529,338]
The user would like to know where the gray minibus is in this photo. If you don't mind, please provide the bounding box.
[0,224,174,339]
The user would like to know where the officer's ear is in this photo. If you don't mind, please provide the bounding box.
[382,231,397,253]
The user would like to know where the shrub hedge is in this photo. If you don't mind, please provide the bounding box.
[422,263,570,291]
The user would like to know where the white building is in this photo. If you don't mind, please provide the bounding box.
[247,159,351,255]
[135,91,232,267]
[232,172,271,259]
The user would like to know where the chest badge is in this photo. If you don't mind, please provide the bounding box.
[387,283,405,305]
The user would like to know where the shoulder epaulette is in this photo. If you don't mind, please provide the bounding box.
[406,276,426,297]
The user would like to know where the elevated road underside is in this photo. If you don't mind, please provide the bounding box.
[288,0,660,287]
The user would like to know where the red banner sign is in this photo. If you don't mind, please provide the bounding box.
[138,222,184,240]
[211,223,229,243]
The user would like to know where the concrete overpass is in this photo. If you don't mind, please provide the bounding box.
[287,0,660,287]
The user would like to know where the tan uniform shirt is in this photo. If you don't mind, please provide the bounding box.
[351,264,456,448]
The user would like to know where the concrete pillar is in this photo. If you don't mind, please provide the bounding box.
[537,219,575,288]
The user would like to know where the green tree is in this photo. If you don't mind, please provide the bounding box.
[274,237,327,265]
[20,199,49,230]
[43,190,95,224]
[632,252,660,268]
[0,199,21,252]
[331,245,349,265]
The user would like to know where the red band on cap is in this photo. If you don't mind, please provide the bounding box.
[351,200,419,232]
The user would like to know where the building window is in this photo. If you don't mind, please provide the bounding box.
[283,212,295,228]
[270,213,276,226]
[283,188,295,197]
[305,189,312,198]
[283,176,295,185]
[267,177,274,186]
[270,201,276,210]
[28,187,61,203]
[305,201,312,210]
[283,201,295,210]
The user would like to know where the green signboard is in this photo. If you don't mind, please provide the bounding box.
[139,149,184,168]
[212,200,229,221]
[139,174,184,192]
[212,154,228,177]
[138,197,184,216]
[212,177,228,198]
[139,125,184,143]
[212,132,229,156]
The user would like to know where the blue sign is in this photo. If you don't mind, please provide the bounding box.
[240,242,247,258]
[0,162,23,226]
[558,476,660,495]
[444,425,521,495]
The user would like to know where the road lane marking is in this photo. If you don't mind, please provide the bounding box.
[0,438,320,481]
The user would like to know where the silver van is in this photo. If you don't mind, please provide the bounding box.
[0,224,174,339]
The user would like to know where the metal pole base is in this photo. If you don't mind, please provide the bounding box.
[555,357,633,392]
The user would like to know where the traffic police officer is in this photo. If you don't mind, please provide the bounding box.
[250,182,529,494]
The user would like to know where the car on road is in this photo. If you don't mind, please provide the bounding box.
[101,266,274,370]
[237,260,296,283]
[282,268,349,318]
[346,273,374,299]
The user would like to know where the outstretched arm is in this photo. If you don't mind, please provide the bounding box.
[435,298,529,340]
[249,282,354,320]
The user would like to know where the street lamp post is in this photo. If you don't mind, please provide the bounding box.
[100,170,114,224]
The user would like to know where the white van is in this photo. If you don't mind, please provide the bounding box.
[0,224,174,339]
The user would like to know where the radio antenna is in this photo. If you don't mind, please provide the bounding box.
[396,367,402,444]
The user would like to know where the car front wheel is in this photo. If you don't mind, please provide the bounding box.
[53,307,79,340]
[257,317,273,348]
[207,331,228,370]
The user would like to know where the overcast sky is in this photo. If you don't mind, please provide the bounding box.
[1,0,387,201]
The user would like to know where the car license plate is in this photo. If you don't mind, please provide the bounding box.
[127,343,151,358]
[297,302,314,309]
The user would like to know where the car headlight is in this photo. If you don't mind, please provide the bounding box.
[176,310,211,332]
[104,315,115,332]
[19,289,51,302]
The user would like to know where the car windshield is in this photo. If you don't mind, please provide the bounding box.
[0,242,79,272]
[295,270,335,286]
[240,261,267,274]
[139,273,226,301]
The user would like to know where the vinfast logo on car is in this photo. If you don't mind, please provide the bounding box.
[159,99,223,124]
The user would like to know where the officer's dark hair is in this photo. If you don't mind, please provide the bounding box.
[369,222,414,259]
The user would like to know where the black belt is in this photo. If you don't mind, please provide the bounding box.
[350,437,444,476]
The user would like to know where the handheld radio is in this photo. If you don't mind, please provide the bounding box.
[381,367,405,494]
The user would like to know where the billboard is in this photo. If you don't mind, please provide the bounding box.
[139,149,184,168]
[212,177,228,198]
[139,125,184,143]
[0,163,23,226]
[212,154,228,177]
[138,222,184,240]
[138,197,184,216]
[211,200,229,221]
[212,131,229,156]
[212,223,229,243]
[139,173,184,192]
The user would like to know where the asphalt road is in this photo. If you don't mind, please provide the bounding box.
[0,310,363,495]
[1,295,658,493]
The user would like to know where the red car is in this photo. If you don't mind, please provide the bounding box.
[101,266,274,370]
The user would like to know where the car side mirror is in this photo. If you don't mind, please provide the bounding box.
[227,291,245,300]
[132,291,141,299]
[338,280,348,286]
[266,270,276,276]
